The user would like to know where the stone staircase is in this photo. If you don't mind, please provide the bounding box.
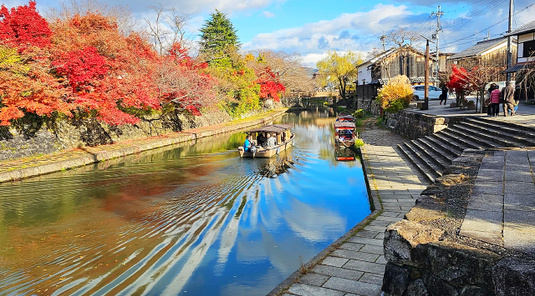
[397,116,535,183]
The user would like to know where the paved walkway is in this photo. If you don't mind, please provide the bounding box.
[279,101,535,295]
[461,149,535,255]
[277,125,428,296]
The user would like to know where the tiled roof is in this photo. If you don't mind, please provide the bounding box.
[357,45,437,71]
[509,20,535,36]
[450,37,507,60]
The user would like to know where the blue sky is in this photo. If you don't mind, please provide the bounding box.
[4,0,535,67]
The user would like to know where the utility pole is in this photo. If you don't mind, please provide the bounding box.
[424,39,430,110]
[431,6,444,83]
[506,0,514,82]
[380,31,387,51]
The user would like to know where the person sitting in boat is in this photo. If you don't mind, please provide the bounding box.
[266,133,276,147]
[244,135,252,152]
[257,132,267,147]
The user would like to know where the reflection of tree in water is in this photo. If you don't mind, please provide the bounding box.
[258,155,296,178]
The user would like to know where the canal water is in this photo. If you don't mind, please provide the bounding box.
[0,110,371,296]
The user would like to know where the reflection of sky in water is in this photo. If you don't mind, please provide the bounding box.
[0,112,370,296]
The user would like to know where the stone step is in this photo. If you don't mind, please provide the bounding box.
[410,139,449,171]
[397,142,440,183]
[418,137,456,164]
[425,134,462,159]
[442,127,500,149]
[464,117,535,147]
[453,122,525,148]
[437,129,481,150]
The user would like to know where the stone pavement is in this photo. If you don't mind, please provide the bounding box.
[461,149,535,254]
[273,124,429,296]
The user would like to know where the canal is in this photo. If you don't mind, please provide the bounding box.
[0,110,371,296]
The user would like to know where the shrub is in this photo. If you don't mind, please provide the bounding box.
[376,75,413,114]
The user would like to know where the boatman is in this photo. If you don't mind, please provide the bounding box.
[244,135,252,152]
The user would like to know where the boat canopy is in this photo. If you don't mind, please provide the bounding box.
[336,115,354,121]
[334,122,356,129]
[246,124,293,134]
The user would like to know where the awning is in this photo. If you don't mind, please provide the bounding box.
[246,124,293,134]
[505,62,535,73]
[505,64,526,73]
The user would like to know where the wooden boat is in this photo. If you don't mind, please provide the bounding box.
[335,113,355,123]
[334,121,357,148]
[238,124,295,158]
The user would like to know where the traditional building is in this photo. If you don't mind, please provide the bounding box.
[505,20,535,72]
[448,37,517,82]
[356,45,436,85]
[505,20,535,101]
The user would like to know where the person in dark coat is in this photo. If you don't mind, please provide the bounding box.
[439,85,448,105]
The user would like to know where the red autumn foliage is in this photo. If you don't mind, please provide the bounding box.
[256,66,285,102]
[156,43,217,115]
[0,1,51,50]
[50,13,161,125]
[53,46,108,89]
[0,47,73,125]
[447,65,469,91]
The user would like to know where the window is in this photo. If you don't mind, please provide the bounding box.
[523,40,535,58]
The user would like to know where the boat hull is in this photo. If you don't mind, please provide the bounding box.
[238,136,295,158]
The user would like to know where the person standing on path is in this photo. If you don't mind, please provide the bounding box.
[489,84,501,116]
[503,81,516,116]
[439,85,448,105]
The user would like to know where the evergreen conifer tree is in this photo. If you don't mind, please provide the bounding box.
[199,10,239,60]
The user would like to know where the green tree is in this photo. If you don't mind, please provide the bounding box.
[199,10,239,61]
[316,50,362,103]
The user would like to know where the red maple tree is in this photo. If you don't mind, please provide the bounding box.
[256,66,285,102]
[0,1,52,50]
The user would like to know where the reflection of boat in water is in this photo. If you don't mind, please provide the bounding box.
[238,124,295,158]
[334,142,357,161]
[334,113,357,148]
[258,155,295,177]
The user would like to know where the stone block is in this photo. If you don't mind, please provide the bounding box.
[493,256,535,296]
[323,277,382,296]
[426,242,499,287]
[311,264,364,280]
[384,220,444,266]
[504,181,535,194]
[404,279,429,296]
[459,285,492,296]
[423,273,459,296]
[288,283,345,296]
[381,262,410,296]
[299,272,330,286]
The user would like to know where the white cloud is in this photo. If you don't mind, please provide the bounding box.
[263,10,276,18]
[243,4,413,56]
[95,0,284,15]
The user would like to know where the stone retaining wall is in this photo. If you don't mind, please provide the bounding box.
[384,111,449,140]
[0,108,280,161]
[0,109,288,182]
[356,98,449,140]
[382,149,535,296]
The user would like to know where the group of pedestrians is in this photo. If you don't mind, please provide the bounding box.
[486,81,517,117]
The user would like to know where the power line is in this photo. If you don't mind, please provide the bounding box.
[441,1,535,48]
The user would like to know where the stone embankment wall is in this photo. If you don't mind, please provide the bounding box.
[382,149,535,296]
[0,109,288,182]
[0,108,279,161]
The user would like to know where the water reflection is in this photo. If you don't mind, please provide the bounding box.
[0,109,370,296]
